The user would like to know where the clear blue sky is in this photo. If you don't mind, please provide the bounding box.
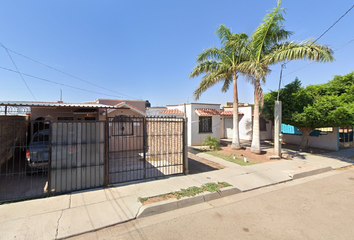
[1,0,353,107]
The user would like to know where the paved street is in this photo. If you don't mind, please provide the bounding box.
[69,168,354,240]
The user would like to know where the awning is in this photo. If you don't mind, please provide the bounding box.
[195,108,220,116]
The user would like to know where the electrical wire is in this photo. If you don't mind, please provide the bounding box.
[283,37,354,77]
[279,4,354,88]
[282,4,354,67]
[0,43,140,100]
[0,43,37,100]
[0,66,133,99]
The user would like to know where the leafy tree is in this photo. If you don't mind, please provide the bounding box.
[262,72,354,149]
[190,25,250,150]
[232,0,334,153]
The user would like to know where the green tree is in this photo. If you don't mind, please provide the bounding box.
[190,25,250,150]
[234,0,334,153]
[262,72,354,149]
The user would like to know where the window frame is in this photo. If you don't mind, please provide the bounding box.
[199,116,212,133]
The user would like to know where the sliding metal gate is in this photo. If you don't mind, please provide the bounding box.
[1,117,186,203]
[108,116,185,184]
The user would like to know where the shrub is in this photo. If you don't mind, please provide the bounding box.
[203,136,221,150]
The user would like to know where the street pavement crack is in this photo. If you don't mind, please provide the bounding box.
[55,210,64,240]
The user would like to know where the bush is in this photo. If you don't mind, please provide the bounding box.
[202,136,221,150]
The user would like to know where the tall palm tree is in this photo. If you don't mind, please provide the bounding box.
[190,25,249,149]
[236,0,335,154]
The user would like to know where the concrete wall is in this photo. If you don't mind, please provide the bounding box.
[282,127,339,151]
[167,103,220,146]
[260,120,273,140]
[95,99,146,112]
[31,107,98,121]
[221,106,272,141]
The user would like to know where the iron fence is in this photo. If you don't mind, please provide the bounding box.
[0,120,49,203]
[0,116,186,203]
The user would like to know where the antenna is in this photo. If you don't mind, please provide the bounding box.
[59,89,63,103]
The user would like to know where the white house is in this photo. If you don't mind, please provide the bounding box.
[166,103,221,146]
[220,102,273,141]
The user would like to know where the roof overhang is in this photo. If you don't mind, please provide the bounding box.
[104,102,145,116]
[0,101,119,109]
[195,108,220,116]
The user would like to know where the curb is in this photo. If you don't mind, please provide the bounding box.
[136,186,241,218]
[290,166,333,179]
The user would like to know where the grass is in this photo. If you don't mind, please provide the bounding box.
[203,151,257,166]
[138,181,233,204]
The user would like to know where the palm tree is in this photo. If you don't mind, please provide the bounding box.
[190,25,249,149]
[236,0,335,154]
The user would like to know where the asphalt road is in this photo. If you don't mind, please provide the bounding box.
[69,168,354,240]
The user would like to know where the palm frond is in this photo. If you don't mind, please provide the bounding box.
[251,0,293,61]
[193,71,229,100]
[215,24,232,44]
[263,40,335,65]
[189,60,221,78]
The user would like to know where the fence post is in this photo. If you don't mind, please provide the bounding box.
[47,120,52,196]
[183,117,188,174]
[105,116,109,187]
[143,117,147,179]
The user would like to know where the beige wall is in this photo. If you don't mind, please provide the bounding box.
[95,99,146,112]
[30,107,98,121]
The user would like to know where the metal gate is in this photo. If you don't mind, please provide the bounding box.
[0,119,50,203]
[49,121,105,194]
[108,116,185,184]
[1,116,186,203]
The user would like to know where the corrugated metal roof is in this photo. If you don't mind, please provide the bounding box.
[0,101,121,109]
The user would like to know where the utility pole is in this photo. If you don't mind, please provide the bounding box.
[274,64,285,157]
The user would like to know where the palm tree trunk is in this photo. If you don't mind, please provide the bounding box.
[231,74,241,149]
[251,80,261,154]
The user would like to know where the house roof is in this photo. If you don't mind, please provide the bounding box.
[161,109,184,114]
[104,101,146,116]
[195,108,220,116]
[0,101,118,109]
[220,110,244,116]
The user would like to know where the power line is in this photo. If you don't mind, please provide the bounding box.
[280,4,354,80]
[283,37,354,77]
[0,44,140,100]
[0,43,37,100]
[0,66,134,99]
[283,3,354,66]
[313,4,354,44]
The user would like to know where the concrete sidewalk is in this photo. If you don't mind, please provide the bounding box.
[1,148,353,240]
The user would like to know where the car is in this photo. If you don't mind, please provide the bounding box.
[26,129,50,172]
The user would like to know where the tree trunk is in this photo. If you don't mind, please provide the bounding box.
[298,127,313,150]
[251,81,261,154]
[231,74,241,149]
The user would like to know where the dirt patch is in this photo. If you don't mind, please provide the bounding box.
[209,145,278,164]
[139,182,231,205]
[188,153,225,174]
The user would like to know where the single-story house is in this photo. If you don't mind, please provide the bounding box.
[220,102,273,141]
[159,103,221,146]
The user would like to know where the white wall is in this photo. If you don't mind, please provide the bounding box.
[220,106,253,140]
[282,127,339,151]
[260,121,273,140]
[239,106,253,140]
[167,103,220,146]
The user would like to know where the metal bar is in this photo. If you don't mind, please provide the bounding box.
[143,117,147,179]
[48,121,52,196]
[105,111,109,187]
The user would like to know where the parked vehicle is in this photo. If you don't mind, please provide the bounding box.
[26,130,50,171]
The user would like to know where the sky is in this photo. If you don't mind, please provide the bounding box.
[0,0,353,107]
